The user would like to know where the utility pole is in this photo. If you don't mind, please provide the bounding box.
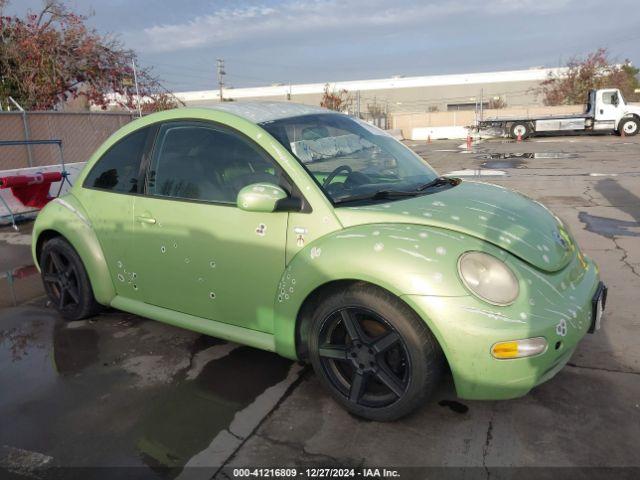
[131,59,142,118]
[216,58,226,102]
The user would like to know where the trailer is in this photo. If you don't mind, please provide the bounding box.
[477,88,640,139]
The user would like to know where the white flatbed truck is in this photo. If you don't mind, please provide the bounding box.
[477,88,640,139]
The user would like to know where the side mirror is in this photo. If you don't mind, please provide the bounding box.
[237,183,289,213]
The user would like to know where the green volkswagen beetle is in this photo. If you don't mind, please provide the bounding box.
[32,102,606,421]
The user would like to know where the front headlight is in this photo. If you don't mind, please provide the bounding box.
[458,252,519,305]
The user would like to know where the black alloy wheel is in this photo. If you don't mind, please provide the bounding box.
[41,237,101,321]
[317,307,411,408]
[307,284,443,421]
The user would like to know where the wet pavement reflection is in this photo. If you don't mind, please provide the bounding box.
[0,305,296,477]
[0,221,42,308]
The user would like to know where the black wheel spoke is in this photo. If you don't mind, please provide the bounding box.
[49,251,64,272]
[43,274,59,284]
[318,344,349,360]
[372,331,400,354]
[349,371,368,403]
[340,309,364,342]
[66,284,80,304]
[375,363,405,398]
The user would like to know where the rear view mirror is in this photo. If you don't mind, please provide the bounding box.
[237,183,288,213]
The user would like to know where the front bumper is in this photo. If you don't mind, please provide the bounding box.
[402,253,602,400]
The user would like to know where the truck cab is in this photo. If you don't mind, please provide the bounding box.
[592,88,629,130]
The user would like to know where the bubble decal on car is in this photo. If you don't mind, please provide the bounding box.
[278,268,296,302]
[374,243,384,252]
[310,247,322,259]
[556,319,567,336]
[435,246,447,256]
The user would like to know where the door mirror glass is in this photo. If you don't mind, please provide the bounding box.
[237,183,288,212]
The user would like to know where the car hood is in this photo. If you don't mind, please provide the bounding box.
[334,181,574,272]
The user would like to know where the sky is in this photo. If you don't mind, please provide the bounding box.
[6,0,640,93]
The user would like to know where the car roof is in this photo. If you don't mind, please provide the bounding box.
[207,101,334,124]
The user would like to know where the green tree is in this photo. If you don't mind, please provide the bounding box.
[0,0,182,111]
[541,48,640,105]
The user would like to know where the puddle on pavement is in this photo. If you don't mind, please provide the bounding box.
[578,211,640,238]
[137,346,292,472]
[475,152,579,169]
[0,264,43,308]
[438,399,469,414]
[0,306,294,475]
[53,324,100,374]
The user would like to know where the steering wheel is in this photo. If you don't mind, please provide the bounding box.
[323,165,353,188]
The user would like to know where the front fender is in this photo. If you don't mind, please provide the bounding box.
[32,194,115,305]
[272,223,506,358]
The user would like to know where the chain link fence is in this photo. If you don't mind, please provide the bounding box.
[0,111,136,170]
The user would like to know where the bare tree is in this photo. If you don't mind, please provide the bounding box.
[487,97,507,109]
[320,84,352,111]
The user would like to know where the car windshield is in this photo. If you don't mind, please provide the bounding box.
[259,113,439,204]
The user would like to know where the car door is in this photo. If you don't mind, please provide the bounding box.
[130,120,289,333]
[81,126,154,295]
[595,90,620,123]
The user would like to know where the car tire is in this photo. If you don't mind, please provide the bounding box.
[40,237,101,321]
[307,283,443,421]
[618,117,639,136]
[510,122,531,139]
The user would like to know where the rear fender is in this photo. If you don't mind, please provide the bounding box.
[32,194,115,305]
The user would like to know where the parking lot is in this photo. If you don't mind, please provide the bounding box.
[1,134,639,478]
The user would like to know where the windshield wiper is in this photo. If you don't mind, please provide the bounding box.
[416,176,459,191]
[334,189,422,205]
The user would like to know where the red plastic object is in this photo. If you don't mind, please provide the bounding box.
[0,172,63,209]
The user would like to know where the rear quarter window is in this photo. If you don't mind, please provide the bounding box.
[83,127,150,193]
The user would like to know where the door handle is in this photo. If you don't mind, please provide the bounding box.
[136,215,157,225]
[600,109,604,115]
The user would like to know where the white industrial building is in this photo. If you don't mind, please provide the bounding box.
[175,66,569,113]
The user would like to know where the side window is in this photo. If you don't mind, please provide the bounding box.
[147,122,286,204]
[84,127,149,193]
[602,91,619,106]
